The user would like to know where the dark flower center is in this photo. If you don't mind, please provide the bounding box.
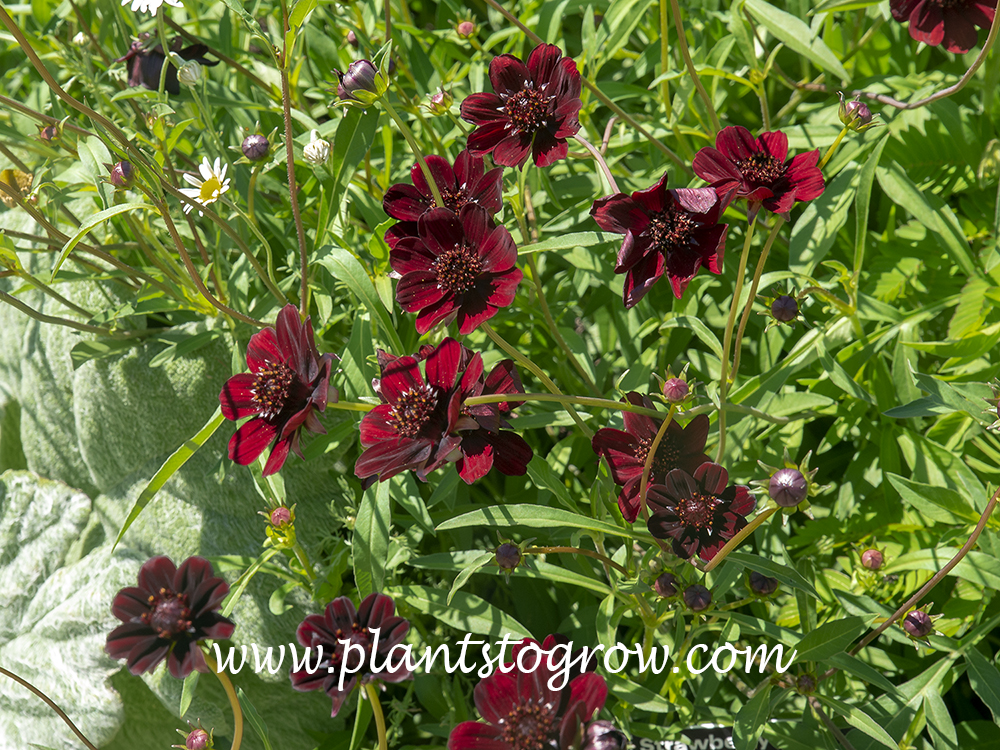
[499,702,558,750]
[440,186,469,213]
[634,435,680,478]
[389,385,438,438]
[434,243,483,293]
[503,87,550,134]
[734,151,787,186]
[647,209,697,252]
[252,361,295,420]
[677,493,718,530]
[145,590,193,639]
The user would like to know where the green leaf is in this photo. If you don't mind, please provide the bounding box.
[518,231,618,256]
[733,682,771,750]
[408,551,613,595]
[288,0,317,29]
[220,548,281,618]
[886,473,979,525]
[436,503,632,539]
[742,0,849,80]
[966,648,1000,723]
[814,695,897,749]
[726,552,820,599]
[447,551,494,604]
[317,244,404,355]
[605,673,676,713]
[179,671,199,718]
[660,315,724,360]
[237,688,275,750]
[853,132,890,279]
[886,549,1000,590]
[52,203,151,280]
[794,615,874,662]
[386,584,531,639]
[924,689,959,749]
[113,408,225,550]
[354,481,391,597]
[328,108,379,219]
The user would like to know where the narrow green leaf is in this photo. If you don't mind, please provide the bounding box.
[814,695,897,749]
[886,549,1000,590]
[329,108,379,218]
[605,673,675,713]
[733,682,771,750]
[288,0,317,28]
[52,203,150,280]
[742,0,849,79]
[518,231,618,256]
[660,315,724,361]
[220,547,281,618]
[726,552,820,599]
[386,584,531,639]
[853,133,890,279]
[793,616,874,662]
[447,551,494,604]
[113,408,225,549]
[354,481,391,597]
[966,648,1000,723]
[886,473,979,525]
[179,671,199,718]
[237,688,274,750]
[436,503,632,539]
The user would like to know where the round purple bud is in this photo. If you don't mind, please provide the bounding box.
[346,30,358,48]
[653,572,678,598]
[110,161,134,189]
[186,729,211,750]
[336,59,379,101]
[861,549,883,571]
[456,21,476,38]
[683,584,712,612]
[496,543,521,571]
[583,720,628,750]
[748,571,779,597]
[771,295,798,322]
[903,610,933,638]
[40,124,59,142]
[270,507,292,527]
[242,134,269,162]
[769,468,807,507]
[662,378,689,404]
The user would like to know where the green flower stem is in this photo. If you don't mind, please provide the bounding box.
[364,683,389,750]
[14,268,94,318]
[701,506,778,573]
[716,216,758,463]
[382,99,444,207]
[659,0,672,118]
[525,545,629,575]
[223,198,290,306]
[155,12,172,99]
[247,165,260,225]
[730,218,784,381]
[0,666,99,750]
[279,65,311,317]
[206,651,244,750]
[638,404,677,521]
[482,322,594,438]
[464,390,657,419]
[573,133,620,194]
[669,0,720,135]
[190,84,228,158]
[292,540,317,581]
[327,400,378,413]
[819,126,849,170]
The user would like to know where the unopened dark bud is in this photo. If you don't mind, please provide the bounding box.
[270,507,292,527]
[838,92,875,132]
[903,610,933,638]
[336,59,383,103]
[769,468,807,507]
[242,134,269,162]
[662,378,689,404]
[748,571,779,597]
[496,543,521,571]
[653,572,678,598]
[456,21,476,38]
[796,674,816,694]
[582,720,628,750]
[186,729,211,750]
[771,295,798,322]
[683,584,712,612]
[346,30,358,48]
[427,88,454,116]
[39,124,59,142]
[861,549,883,571]
[110,161,134,189]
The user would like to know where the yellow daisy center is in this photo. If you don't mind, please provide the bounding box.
[198,177,222,203]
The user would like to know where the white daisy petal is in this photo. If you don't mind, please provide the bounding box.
[182,173,202,187]
[199,159,213,181]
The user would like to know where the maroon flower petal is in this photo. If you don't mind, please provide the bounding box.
[396,272,449,313]
[262,435,292,476]
[484,268,523,308]
[757,130,789,163]
[489,54,532,96]
[532,128,569,168]
[228,418,277,466]
[457,432,495,483]
[479,225,518,272]
[467,121,511,154]
[413,155,457,199]
[590,194,650,235]
[493,132,534,168]
[245,326,282,372]
[383,183,430,221]
[692,146,742,185]
[418,208,465,257]
[460,92,506,124]
[426,338,463,391]
[912,3,946,46]
[220,373,258,420]
[714,125,758,162]
[390,237,437,276]
[526,43,564,87]
[693,462,729,495]
[378,356,424,403]
[569,671,608,716]
[470,167,505,214]
[354,437,434,481]
[448,721,507,750]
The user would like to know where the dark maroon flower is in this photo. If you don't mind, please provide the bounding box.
[290,593,411,717]
[682,584,713,612]
[646,463,757,562]
[356,339,532,485]
[447,637,607,750]
[861,549,884,571]
[219,304,335,476]
[591,393,710,523]
[770,295,798,322]
[461,43,582,168]
[382,149,503,249]
[769,468,807,507]
[590,173,729,306]
[391,205,522,334]
[115,35,217,96]
[692,126,824,221]
[106,556,234,680]
[890,0,995,53]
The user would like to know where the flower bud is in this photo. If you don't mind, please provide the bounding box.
[346,30,358,48]
[242,134,270,162]
[903,610,933,638]
[769,468,807,507]
[456,20,476,38]
[582,720,628,750]
[682,584,712,612]
[73,31,89,46]
[426,88,454,116]
[861,549,883,571]
[496,543,521,571]
[770,295,798,323]
[303,130,331,166]
[796,674,816,694]
[653,572,678,598]
[186,729,212,750]
[270,507,292,528]
[109,161,135,189]
[838,92,875,132]
[748,571,779,597]
[177,60,203,88]
[335,59,386,105]
[39,124,60,143]
[662,378,689,404]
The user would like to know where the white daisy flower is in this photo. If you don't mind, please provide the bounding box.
[180,157,231,215]
[121,0,183,16]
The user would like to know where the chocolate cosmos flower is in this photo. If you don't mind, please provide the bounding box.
[106,556,235,679]
[219,304,335,476]
[448,638,609,750]
[890,0,995,53]
[461,43,582,168]
[382,149,503,248]
[646,463,756,562]
[591,393,710,523]
[692,126,824,221]
[115,35,218,95]
[290,593,411,717]
[392,205,523,334]
[590,173,729,306]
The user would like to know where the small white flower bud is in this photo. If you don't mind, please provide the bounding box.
[303,130,330,166]
[73,31,89,46]
[177,60,202,88]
